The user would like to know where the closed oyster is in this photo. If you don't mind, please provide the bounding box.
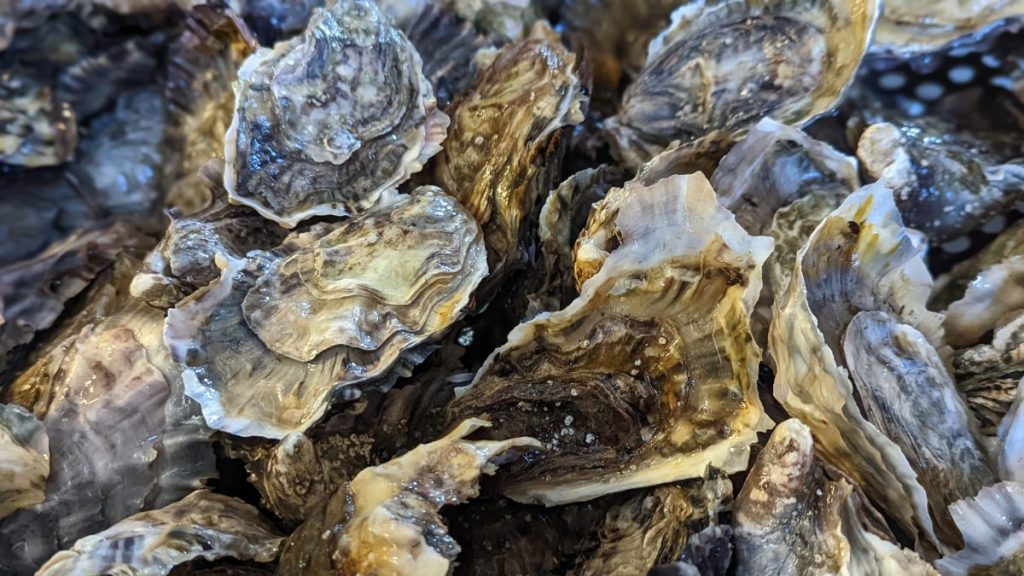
[275,418,539,576]
[770,183,995,551]
[0,403,48,520]
[0,296,216,574]
[944,256,1024,348]
[954,314,1024,435]
[132,164,287,309]
[166,187,485,437]
[936,481,1024,575]
[165,5,257,215]
[449,172,773,505]
[857,118,1024,242]
[932,219,1024,312]
[606,0,879,166]
[435,21,585,293]
[0,72,77,167]
[36,490,283,576]
[734,419,937,575]
[0,220,154,376]
[873,0,1024,59]
[223,0,448,227]
[710,117,859,341]
[573,476,731,576]
[242,187,486,362]
[998,381,1024,481]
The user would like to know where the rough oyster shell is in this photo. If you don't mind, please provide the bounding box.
[770,183,994,551]
[0,403,48,520]
[0,294,216,574]
[936,481,1024,575]
[449,172,773,505]
[711,117,859,343]
[223,0,449,227]
[435,21,585,294]
[275,418,539,575]
[165,187,484,438]
[873,1,1024,59]
[606,0,879,166]
[36,490,283,576]
[857,118,1024,242]
[526,166,625,318]
[165,5,258,215]
[242,187,486,362]
[954,314,1024,435]
[734,419,937,575]
[132,163,287,309]
[0,220,154,376]
[574,476,731,576]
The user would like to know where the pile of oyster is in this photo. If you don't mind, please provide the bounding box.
[2,0,1024,573]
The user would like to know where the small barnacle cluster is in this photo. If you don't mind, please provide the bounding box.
[0,0,1023,574]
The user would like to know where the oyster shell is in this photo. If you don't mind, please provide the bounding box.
[165,5,257,215]
[710,117,860,342]
[648,525,734,576]
[856,117,1024,242]
[0,294,216,574]
[36,490,283,576]
[932,219,1024,312]
[132,163,287,309]
[944,255,1024,348]
[574,476,731,576]
[526,166,625,318]
[998,381,1024,482]
[935,481,1024,575]
[734,419,937,575]
[0,72,77,167]
[0,403,48,520]
[165,187,485,437]
[606,0,879,166]
[402,3,502,109]
[275,418,539,575]
[770,183,995,551]
[242,187,486,362]
[223,0,449,227]
[434,21,585,293]
[0,220,154,376]
[449,172,773,505]
[954,314,1024,435]
[873,1,1024,59]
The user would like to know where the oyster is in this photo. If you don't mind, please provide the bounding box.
[733,419,937,574]
[36,490,283,576]
[449,172,773,505]
[165,5,257,215]
[936,481,1024,575]
[223,0,449,227]
[526,166,625,317]
[165,187,485,437]
[770,183,995,551]
[954,314,1024,435]
[710,117,859,341]
[856,117,1024,242]
[132,163,287,309]
[606,0,879,166]
[0,72,77,167]
[873,0,1024,59]
[0,403,48,520]
[0,220,154,376]
[944,256,1024,348]
[402,3,502,109]
[434,21,585,293]
[574,476,731,575]
[932,219,1024,312]
[275,418,539,575]
[0,292,216,574]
